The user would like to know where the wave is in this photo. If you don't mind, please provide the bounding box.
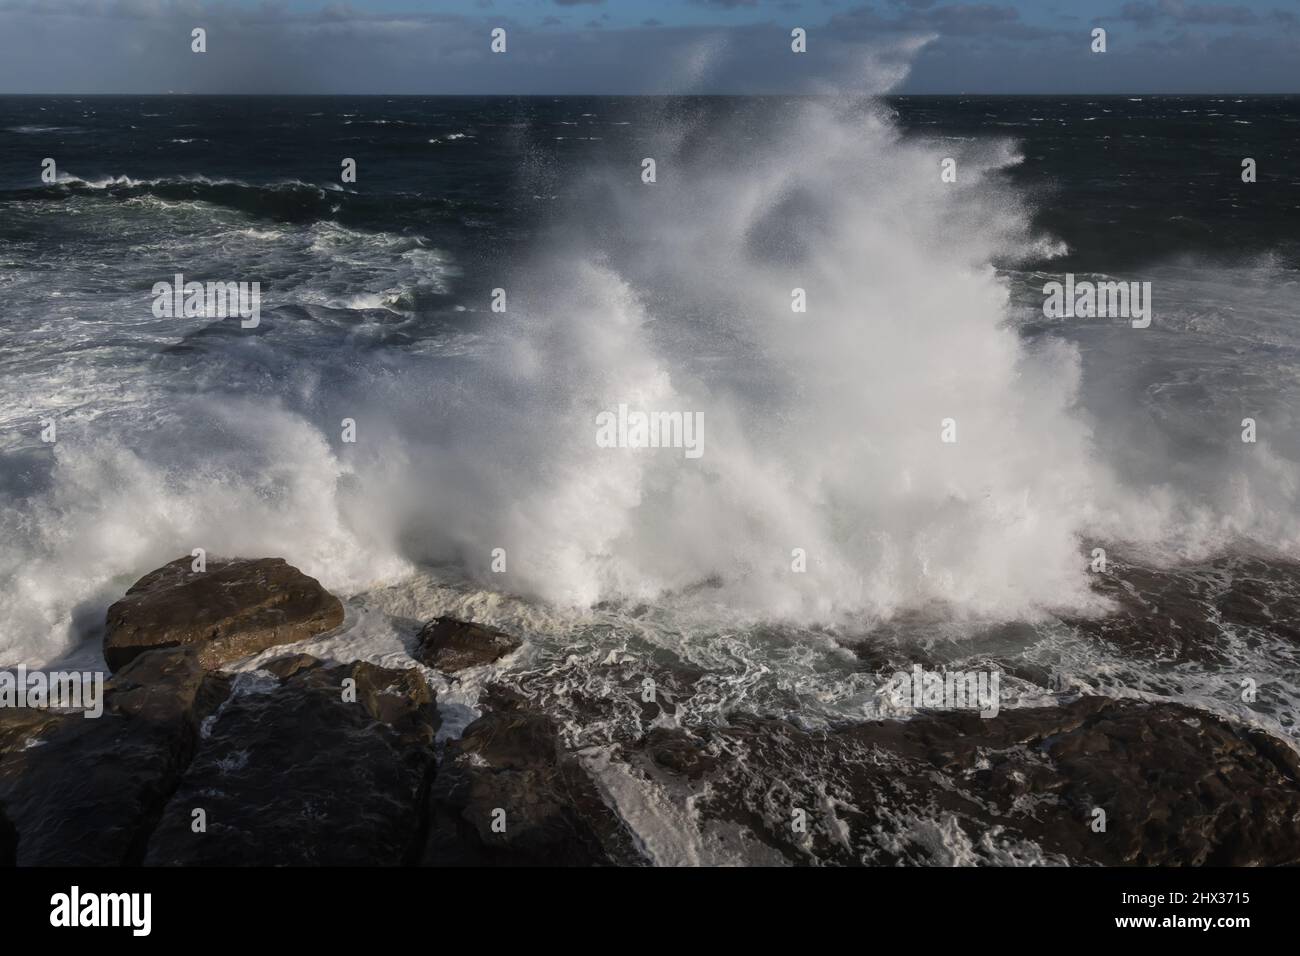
[2,86,1298,665]
[12,94,1105,650]
[362,96,1111,621]
[53,171,329,194]
[343,118,421,127]
[1,172,342,223]
[6,125,79,134]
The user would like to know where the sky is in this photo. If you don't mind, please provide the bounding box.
[0,0,1298,94]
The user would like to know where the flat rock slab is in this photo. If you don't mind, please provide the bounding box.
[1062,554,1300,665]
[423,702,641,866]
[0,648,226,865]
[673,696,1300,865]
[143,657,438,866]
[104,556,345,671]
[415,617,521,673]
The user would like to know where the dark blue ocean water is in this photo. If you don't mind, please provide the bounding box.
[3,94,1299,273]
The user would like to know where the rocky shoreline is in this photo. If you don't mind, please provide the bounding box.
[3,555,1300,866]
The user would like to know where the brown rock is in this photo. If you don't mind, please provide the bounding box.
[104,556,344,671]
[1062,554,1300,665]
[645,727,718,779]
[686,696,1300,866]
[1,647,436,867]
[144,657,439,866]
[422,707,641,866]
[415,617,521,673]
[0,647,227,866]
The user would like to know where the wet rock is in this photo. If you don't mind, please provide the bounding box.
[143,657,438,866]
[0,648,223,866]
[499,652,708,741]
[423,707,641,866]
[415,617,521,673]
[644,727,718,780]
[0,803,14,866]
[104,556,344,672]
[1065,565,1224,665]
[682,696,1300,866]
[1064,555,1300,664]
[1212,557,1300,642]
[480,681,532,713]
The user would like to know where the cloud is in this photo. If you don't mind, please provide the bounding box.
[1119,0,1258,28]
[0,0,1295,94]
[1272,8,1299,30]
[829,3,1056,40]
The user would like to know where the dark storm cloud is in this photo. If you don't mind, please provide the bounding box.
[0,0,905,94]
[1119,1,1258,27]
[828,3,1055,40]
[922,4,1052,38]
[0,0,1296,93]
[827,0,1298,90]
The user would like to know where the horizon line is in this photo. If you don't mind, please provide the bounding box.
[3,91,1300,98]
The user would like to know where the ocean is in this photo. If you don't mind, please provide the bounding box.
[2,94,1298,863]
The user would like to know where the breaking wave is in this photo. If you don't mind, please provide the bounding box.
[2,85,1298,667]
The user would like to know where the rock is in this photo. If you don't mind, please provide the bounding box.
[0,647,224,865]
[143,657,438,866]
[1063,555,1300,665]
[480,681,532,713]
[496,652,707,739]
[0,802,15,866]
[2,647,438,867]
[678,696,1300,865]
[415,617,521,673]
[644,727,717,780]
[11,541,1298,868]
[422,707,641,866]
[104,556,345,671]
[1212,557,1300,642]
